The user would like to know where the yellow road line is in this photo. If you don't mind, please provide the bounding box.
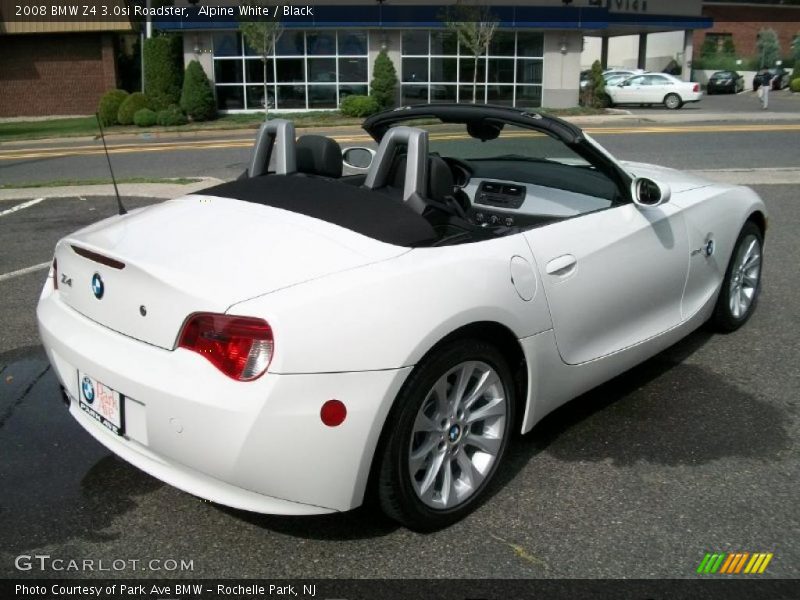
[1,124,799,161]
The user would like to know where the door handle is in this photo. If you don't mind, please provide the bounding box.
[546,254,577,276]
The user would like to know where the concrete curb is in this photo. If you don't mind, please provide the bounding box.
[0,177,224,202]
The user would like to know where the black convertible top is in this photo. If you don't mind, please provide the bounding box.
[201,175,438,247]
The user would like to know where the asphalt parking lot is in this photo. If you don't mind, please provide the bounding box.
[613,85,799,114]
[0,183,798,579]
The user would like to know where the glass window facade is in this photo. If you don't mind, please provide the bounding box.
[400,31,544,107]
[213,30,369,111]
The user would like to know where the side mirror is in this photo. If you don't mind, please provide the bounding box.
[342,147,376,170]
[631,177,671,208]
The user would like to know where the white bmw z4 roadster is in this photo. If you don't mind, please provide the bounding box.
[38,104,766,530]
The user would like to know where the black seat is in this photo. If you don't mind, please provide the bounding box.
[295,135,343,179]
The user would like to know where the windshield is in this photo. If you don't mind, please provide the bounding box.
[391,122,591,167]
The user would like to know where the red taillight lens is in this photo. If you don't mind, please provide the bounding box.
[693,83,699,92]
[53,257,58,290]
[178,313,274,381]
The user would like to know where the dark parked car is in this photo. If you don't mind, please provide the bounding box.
[752,67,791,91]
[706,70,744,94]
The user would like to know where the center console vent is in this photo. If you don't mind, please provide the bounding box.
[475,181,526,209]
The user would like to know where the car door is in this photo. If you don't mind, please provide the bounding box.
[614,75,647,103]
[645,74,672,103]
[524,200,689,365]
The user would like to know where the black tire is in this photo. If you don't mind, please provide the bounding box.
[664,93,683,109]
[712,221,764,332]
[378,339,515,531]
[603,94,614,108]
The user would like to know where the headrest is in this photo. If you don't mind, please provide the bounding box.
[427,156,454,202]
[296,135,343,178]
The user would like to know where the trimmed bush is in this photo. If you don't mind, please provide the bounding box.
[370,50,398,110]
[340,94,380,118]
[97,89,129,126]
[133,108,157,127]
[143,34,183,111]
[791,78,800,93]
[180,60,217,122]
[156,105,188,127]
[117,92,150,126]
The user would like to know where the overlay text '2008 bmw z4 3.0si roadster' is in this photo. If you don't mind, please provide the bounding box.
[38,104,766,530]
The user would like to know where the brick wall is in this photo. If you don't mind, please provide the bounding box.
[694,5,800,60]
[0,33,118,117]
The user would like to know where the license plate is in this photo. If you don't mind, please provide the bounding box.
[77,371,124,436]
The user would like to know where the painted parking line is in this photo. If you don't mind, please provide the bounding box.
[0,262,50,283]
[0,197,44,217]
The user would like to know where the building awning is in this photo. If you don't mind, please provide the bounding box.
[154,5,711,33]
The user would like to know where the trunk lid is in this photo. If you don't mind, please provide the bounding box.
[55,195,407,349]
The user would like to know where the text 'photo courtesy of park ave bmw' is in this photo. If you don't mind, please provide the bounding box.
[2,0,800,596]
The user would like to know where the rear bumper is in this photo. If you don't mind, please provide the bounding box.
[37,285,411,514]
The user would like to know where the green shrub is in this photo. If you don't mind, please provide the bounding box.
[370,50,398,110]
[156,105,188,127]
[97,89,129,126]
[143,34,183,111]
[133,108,157,127]
[117,92,150,126]
[180,60,216,122]
[339,94,380,118]
[791,78,800,93]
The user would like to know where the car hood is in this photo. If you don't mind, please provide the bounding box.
[619,160,714,193]
[54,195,408,349]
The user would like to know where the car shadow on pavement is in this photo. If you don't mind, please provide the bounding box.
[504,327,790,472]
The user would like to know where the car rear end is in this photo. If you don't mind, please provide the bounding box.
[36,195,413,515]
[681,81,703,104]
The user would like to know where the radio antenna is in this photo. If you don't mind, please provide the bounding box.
[95,113,127,215]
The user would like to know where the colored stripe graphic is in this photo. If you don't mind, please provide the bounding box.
[698,552,773,574]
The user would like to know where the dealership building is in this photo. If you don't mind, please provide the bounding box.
[0,0,712,117]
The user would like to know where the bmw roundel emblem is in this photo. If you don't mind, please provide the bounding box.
[91,273,104,299]
[81,376,95,404]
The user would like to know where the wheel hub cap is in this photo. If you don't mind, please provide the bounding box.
[408,360,507,510]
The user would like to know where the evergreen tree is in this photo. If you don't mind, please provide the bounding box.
[180,61,217,122]
[370,50,398,110]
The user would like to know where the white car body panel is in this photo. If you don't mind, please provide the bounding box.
[37,109,767,517]
[56,196,407,349]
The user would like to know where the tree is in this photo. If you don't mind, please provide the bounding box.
[444,3,498,103]
[143,34,183,111]
[181,60,217,122]
[370,49,398,110]
[756,28,780,68]
[700,35,718,59]
[792,33,800,79]
[238,0,283,118]
[721,36,736,58]
[589,60,606,109]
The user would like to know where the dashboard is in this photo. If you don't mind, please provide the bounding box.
[445,157,616,228]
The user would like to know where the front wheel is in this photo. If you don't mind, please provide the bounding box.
[712,221,764,332]
[378,340,515,531]
[664,93,683,109]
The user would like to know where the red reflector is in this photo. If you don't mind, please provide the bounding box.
[321,400,347,427]
[693,83,699,92]
[178,313,273,381]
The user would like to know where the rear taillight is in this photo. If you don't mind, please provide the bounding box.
[178,313,274,381]
[693,83,700,92]
[52,257,58,290]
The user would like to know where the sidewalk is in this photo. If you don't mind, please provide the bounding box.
[3,107,799,150]
[0,177,225,202]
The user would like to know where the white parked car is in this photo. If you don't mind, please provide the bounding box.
[605,73,702,109]
[38,105,765,530]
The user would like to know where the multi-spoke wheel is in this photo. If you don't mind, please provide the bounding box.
[713,221,764,332]
[378,340,514,530]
